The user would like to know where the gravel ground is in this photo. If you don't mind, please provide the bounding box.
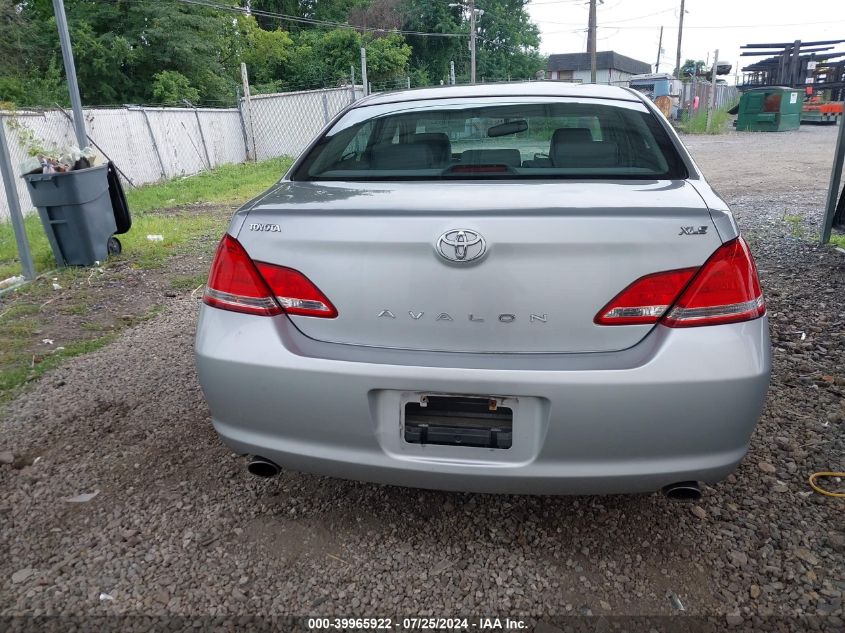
[1,126,843,629]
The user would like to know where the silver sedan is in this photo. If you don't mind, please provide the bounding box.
[195,82,770,498]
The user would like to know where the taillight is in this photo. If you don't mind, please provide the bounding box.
[203,235,281,316]
[595,268,697,325]
[662,237,765,327]
[595,237,765,328]
[203,235,337,318]
[253,262,337,318]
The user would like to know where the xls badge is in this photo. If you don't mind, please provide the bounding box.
[679,226,708,236]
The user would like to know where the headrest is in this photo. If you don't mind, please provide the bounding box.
[460,149,522,167]
[551,127,593,145]
[551,140,619,168]
[410,133,451,165]
[370,142,434,170]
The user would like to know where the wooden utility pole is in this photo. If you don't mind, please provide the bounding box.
[675,0,685,79]
[588,0,597,83]
[656,26,664,72]
[706,49,719,133]
[360,47,368,96]
[469,0,477,84]
[239,63,256,161]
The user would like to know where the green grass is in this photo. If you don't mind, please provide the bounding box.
[0,157,292,279]
[782,215,845,247]
[0,214,55,280]
[0,281,118,403]
[118,212,227,269]
[0,203,224,278]
[783,214,805,238]
[0,335,115,403]
[125,157,291,214]
[170,272,208,291]
[0,279,169,403]
[679,107,732,135]
[0,158,291,404]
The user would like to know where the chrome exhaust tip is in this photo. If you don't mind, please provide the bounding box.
[662,481,702,502]
[247,456,280,478]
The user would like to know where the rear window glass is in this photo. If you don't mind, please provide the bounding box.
[293,98,687,181]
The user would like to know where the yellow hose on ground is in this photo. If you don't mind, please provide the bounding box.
[808,472,845,498]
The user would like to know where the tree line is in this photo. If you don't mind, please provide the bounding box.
[0,0,544,108]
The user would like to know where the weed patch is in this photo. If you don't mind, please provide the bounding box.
[679,107,733,135]
[0,158,287,404]
[0,157,291,278]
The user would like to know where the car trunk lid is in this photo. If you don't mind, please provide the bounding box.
[236,180,720,353]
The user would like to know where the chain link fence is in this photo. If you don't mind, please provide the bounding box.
[1,77,740,222]
[0,85,363,221]
[680,82,740,111]
[243,86,362,161]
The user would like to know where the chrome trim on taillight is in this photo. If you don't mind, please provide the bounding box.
[664,296,765,324]
[601,305,671,320]
[203,287,279,313]
[276,297,333,313]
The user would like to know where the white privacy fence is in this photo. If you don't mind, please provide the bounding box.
[0,85,362,221]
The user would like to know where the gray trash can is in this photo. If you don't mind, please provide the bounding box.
[22,164,118,266]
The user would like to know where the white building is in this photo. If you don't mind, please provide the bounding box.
[547,51,652,85]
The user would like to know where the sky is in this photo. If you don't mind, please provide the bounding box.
[525,0,845,83]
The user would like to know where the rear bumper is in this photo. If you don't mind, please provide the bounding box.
[195,307,771,495]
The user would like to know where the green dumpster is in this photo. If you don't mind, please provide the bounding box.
[736,87,803,132]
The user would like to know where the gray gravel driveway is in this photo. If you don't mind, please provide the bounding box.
[1,126,843,629]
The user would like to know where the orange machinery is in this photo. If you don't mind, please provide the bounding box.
[802,93,844,124]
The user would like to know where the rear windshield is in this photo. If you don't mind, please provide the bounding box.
[293,97,687,181]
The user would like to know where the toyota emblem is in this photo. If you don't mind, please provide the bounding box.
[436,229,486,263]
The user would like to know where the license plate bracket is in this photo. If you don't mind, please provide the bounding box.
[403,394,513,449]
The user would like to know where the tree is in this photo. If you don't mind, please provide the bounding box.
[348,0,404,33]
[400,0,464,85]
[676,59,707,80]
[151,71,201,105]
[0,60,66,109]
[281,28,412,91]
[0,0,66,107]
[308,28,363,83]
[250,0,371,30]
[474,0,543,81]
[233,16,296,89]
[397,0,543,84]
[362,33,413,84]
[8,0,242,105]
[0,0,545,108]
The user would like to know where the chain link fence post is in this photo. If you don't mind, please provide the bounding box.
[139,106,167,180]
[361,48,369,97]
[235,86,251,162]
[240,63,256,161]
[52,0,86,149]
[820,113,845,244]
[191,105,212,170]
[0,118,35,280]
[0,82,361,220]
[321,94,330,124]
